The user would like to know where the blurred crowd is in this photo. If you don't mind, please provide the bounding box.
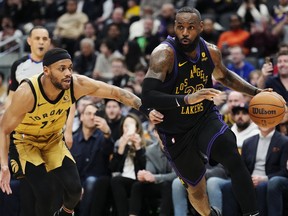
[1,0,288,215]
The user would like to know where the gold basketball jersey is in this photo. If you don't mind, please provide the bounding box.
[14,73,74,136]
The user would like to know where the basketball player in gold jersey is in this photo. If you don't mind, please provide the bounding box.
[0,48,151,216]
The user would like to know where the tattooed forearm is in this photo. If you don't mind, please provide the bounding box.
[218,70,257,96]
[118,88,142,110]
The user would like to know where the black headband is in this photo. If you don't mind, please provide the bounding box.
[43,48,71,66]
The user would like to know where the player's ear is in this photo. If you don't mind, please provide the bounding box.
[27,36,31,46]
[43,66,49,75]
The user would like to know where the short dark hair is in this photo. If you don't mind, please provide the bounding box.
[28,26,49,37]
[177,7,201,20]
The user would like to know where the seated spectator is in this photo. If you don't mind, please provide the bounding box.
[99,6,129,46]
[133,16,161,61]
[124,0,141,24]
[70,103,114,216]
[220,91,246,128]
[157,3,176,41]
[109,113,147,216]
[270,0,288,44]
[53,0,88,58]
[222,125,288,216]
[0,16,23,52]
[230,103,259,149]
[104,99,125,142]
[226,45,256,82]
[92,39,123,82]
[201,15,221,45]
[217,13,250,57]
[257,50,288,102]
[72,96,95,133]
[248,69,261,87]
[236,0,270,30]
[122,40,147,73]
[129,6,160,41]
[244,18,279,67]
[107,57,132,88]
[129,130,176,215]
[73,38,97,77]
[74,22,99,53]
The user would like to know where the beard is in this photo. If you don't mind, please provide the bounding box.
[236,121,250,131]
[50,73,69,90]
[175,35,200,53]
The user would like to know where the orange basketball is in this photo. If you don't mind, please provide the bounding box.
[248,92,286,128]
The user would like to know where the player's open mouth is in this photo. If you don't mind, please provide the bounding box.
[181,39,190,44]
[39,47,44,51]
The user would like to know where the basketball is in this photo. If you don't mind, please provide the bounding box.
[248,92,286,128]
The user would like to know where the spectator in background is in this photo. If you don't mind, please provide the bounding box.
[53,0,88,58]
[129,130,176,216]
[100,7,130,47]
[70,103,114,216]
[104,99,125,142]
[123,40,147,73]
[220,91,246,128]
[72,96,95,133]
[157,3,176,41]
[226,45,256,82]
[222,125,288,216]
[124,0,141,24]
[0,16,23,52]
[42,0,66,23]
[244,18,279,67]
[248,69,262,86]
[130,63,147,97]
[104,23,125,52]
[73,38,97,78]
[271,0,288,44]
[140,0,173,18]
[236,0,270,30]
[200,16,221,45]
[257,50,288,102]
[108,57,131,88]
[134,16,161,61]
[129,6,160,41]
[230,103,260,149]
[92,38,123,82]
[2,0,42,29]
[95,0,114,31]
[217,13,250,57]
[74,22,99,53]
[109,113,147,216]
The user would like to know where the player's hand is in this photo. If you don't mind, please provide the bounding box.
[0,165,12,194]
[186,88,221,104]
[212,91,227,106]
[149,109,164,124]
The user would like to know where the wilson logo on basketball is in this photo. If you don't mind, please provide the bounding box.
[252,108,277,115]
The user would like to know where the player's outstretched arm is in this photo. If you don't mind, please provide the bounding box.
[208,43,260,96]
[0,82,33,195]
[72,74,142,110]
